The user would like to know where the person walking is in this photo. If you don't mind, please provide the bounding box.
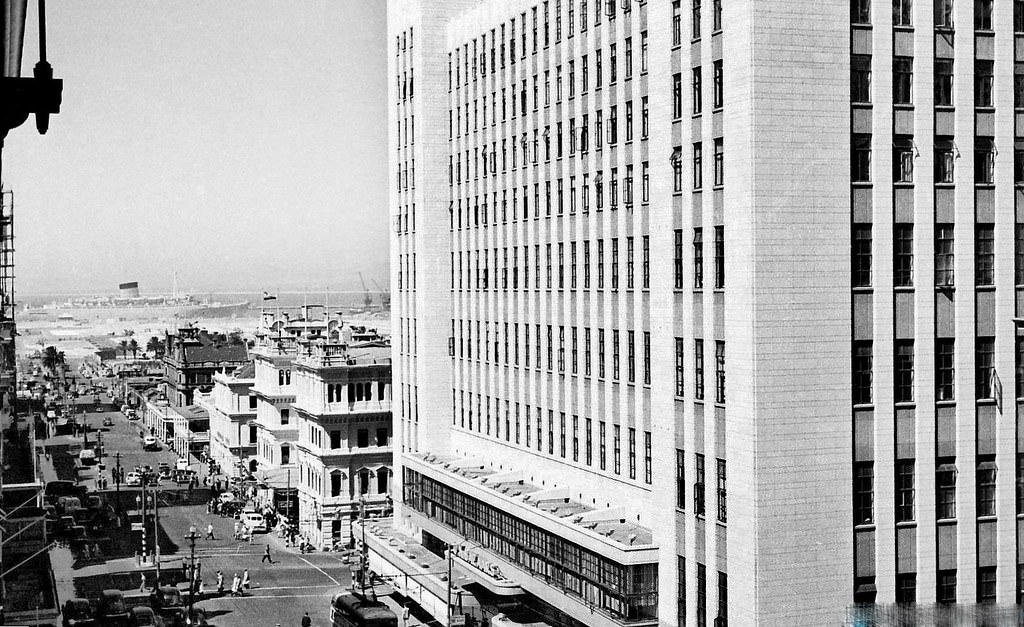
[262,544,272,564]
[301,612,311,627]
[241,568,250,593]
[230,573,240,597]
[216,570,224,595]
[205,523,215,540]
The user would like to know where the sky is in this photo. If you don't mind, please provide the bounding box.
[3,1,388,297]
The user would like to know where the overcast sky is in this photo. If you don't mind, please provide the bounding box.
[3,1,388,296]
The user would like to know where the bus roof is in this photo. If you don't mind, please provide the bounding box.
[331,592,397,620]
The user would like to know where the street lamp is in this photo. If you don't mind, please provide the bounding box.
[183,527,200,622]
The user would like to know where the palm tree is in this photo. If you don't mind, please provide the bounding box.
[42,345,60,373]
[146,336,164,357]
[128,338,139,359]
[119,339,129,358]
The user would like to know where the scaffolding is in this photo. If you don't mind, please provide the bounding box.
[0,189,14,385]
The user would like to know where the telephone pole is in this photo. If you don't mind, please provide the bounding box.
[184,528,199,622]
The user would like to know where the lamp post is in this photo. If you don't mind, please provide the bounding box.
[183,528,199,622]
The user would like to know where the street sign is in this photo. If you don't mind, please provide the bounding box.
[131,522,143,532]
[449,616,466,626]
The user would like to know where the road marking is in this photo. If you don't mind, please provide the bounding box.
[297,556,340,585]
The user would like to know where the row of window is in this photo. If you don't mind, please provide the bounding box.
[852,135,1007,185]
[673,338,726,404]
[452,393,654,483]
[852,337,995,405]
[851,223,997,289]
[851,0,1011,32]
[677,557,728,627]
[446,0,655,94]
[856,568,999,605]
[853,456,998,527]
[451,322,654,385]
[674,449,727,523]
[853,56,1010,109]
[450,238,654,292]
[304,425,389,452]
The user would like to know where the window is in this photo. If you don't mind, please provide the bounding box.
[896,573,916,605]
[937,570,956,604]
[853,341,873,405]
[676,449,686,509]
[975,138,995,185]
[978,566,996,603]
[936,460,957,519]
[937,339,955,400]
[1018,224,1024,286]
[692,0,702,39]
[894,0,913,26]
[852,0,870,23]
[280,444,290,465]
[852,134,871,182]
[712,60,723,109]
[894,136,915,183]
[694,454,706,516]
[677,556,687,627]
[1017,0,1024,32]
[693,228,704,289]
[977,457,997,516]
[715,458,726,522]
[713,138,724,187]
[627,431,636,480]
[896,459,915,522]
[895,340,915,403]
[641,96,649,138]
[714,341,725,404]
[854,461,874,525]
[853,224,872,288]
[976,60,994,108]
[694,339,705,400]
[692,68,702,114]
[613,424,620,473]
[934,59,953,106]
[935,0,953,27]
[717,571,727,625]
[644,431,652,483]
[692,142,703,190]
[976,0,993,30]
[894,223,914,286]
[280,408,290,425]
[572,415,579,461]
[976,223,994,285]
[713,226,724,289]
[852,55,872,104]
[672,73,683,119]
[894,57,913,104]
[977,337,995,399]
[675,337,685,396]
[935,224,954,286]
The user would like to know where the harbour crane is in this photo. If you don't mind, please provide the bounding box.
[358,272,373,309]
[371,278,391,311]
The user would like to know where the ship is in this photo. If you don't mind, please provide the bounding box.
[20,281,250,321]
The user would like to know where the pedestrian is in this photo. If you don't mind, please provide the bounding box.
[216,570,224,595]
[230,573,240,597]
[206,523,214,540]
[233,521,241,540]
[248,529,255,545]
[139,573,147,592]
[262,544,272,564]
[301,612,311,627]
[241,568,250,591]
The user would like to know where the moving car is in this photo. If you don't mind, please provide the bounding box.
[142,436,160,451]
[243,511,267,533]
[102,416,113,426]
[149,585,183,618]
[78,448,97,465]
[61,598,95,627]
[125,472,142,486]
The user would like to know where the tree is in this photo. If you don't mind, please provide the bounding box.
[227,330,245,346]
[119,339,129,358]
[146,336,164,357]
[128,338,139,359]
[42,346,60,373]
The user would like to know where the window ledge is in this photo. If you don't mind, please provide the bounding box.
[894,402,916,409]
[976,284,996,292]
[852,102,873,109]
[936,518,957,526]
[851,23,872,30]
[893,182,914,189]
[975,183,995,190]
[976,399,997,406]
[977,515,997,522]
[852,403,874,410]
[895,521,917,529]
[934,182,955,189]
[894,103,915,111]
[852,286,873,294]
[853,522,875,531]
[935,105,955,112]
[894,25,914,32]
[936,400,957,407]
[851,182,873,189]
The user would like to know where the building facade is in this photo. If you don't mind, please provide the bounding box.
[389,1,1024,625]
[162,327,249,407]
[197,361,258,476]
[291,334,393,548]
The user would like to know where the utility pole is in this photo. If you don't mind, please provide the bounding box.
[152,485,160,582]
[138,491,147,566]
[446,546,453,626]
[285,467,291,527]
[114,452,122,513]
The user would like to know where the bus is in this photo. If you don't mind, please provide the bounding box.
[330,592,398,627]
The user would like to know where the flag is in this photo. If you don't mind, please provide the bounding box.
[262,291,277,301]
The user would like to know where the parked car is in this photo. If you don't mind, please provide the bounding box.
[61,598,95,627]
[143,436,160,451]
[218,491,237,504]
[175,458,190,472]
[149,585,183,618]
[173,470,195,485]
[129,606,159,627]
[243,511,267,533]
[78,448,97,465]
[96,589,130,627]
[125,472,142,486]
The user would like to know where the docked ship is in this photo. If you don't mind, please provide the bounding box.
[21,282,250,321]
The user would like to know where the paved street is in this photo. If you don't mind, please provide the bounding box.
[42,395,359,627]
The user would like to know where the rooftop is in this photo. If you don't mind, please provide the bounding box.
[413,453,653,547]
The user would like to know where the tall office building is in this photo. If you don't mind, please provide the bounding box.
[389,1,1020,625]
